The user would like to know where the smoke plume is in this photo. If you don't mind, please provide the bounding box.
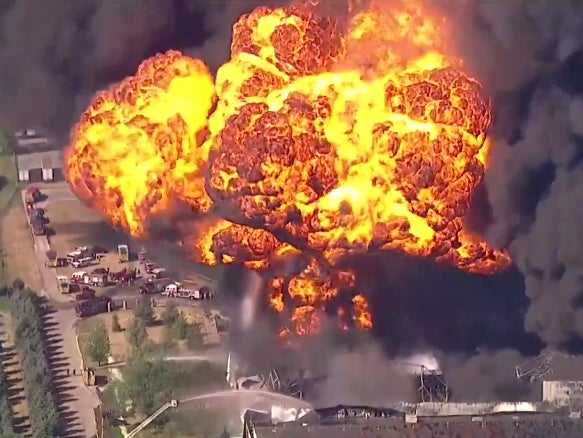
[442,1,583,347]
[0,0,286,138]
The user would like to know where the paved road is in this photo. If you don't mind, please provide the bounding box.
[20,188,99,437]
[34,186,78,209]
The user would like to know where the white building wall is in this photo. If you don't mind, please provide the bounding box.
[42,168,53,181]
[18,170,29,182]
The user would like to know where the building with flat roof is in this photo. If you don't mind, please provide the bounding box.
[16,150,63,183]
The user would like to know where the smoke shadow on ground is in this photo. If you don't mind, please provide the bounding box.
[345,252,544,357]
[50,220,132,251]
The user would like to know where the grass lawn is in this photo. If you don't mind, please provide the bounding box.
[0,155,17,214]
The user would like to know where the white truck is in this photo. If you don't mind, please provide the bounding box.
[163,282,201,300]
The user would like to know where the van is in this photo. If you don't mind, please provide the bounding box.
[71,257,93,268]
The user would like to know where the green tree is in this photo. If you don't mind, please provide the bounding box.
[121,355,173,416]
[173,312,189,340]
[111,313,122,332]
[186,323,204,350]
[0,129,13,156]
[161,301,179,327]
[126,318,148,350]
[86,321,110,365]
[134,298,155,326]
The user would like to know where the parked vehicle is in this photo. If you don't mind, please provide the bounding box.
[30,216,45,235]
[138,279,164,295]
[117,244,129,263]
[24,186,41,203]
[71,257,93,268]
[70,271,88,284]
[149,268,167,279]
[75,296,113,318]
[56,276,70,293]
[75,287,96,301]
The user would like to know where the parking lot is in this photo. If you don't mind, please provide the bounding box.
[24,183,223,308]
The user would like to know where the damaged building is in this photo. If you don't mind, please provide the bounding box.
[238,353,583,438]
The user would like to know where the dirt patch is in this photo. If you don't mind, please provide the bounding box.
[46,200,131,257]
[0,197,44,290]
[78,306,205,361]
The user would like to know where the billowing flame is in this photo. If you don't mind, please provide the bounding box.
[65,0,511,338]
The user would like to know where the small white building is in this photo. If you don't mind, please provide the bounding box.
[16,150,63,183]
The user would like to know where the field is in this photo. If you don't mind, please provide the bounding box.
[77,307,227,438]
[0,155,44,291]
[77,306,208,361]
[0,195,44,291]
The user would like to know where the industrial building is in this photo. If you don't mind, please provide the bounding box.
[14,129,63,183]
[237,354,583,438]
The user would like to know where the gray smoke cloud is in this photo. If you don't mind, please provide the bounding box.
[447,1,583,347]
[0,0,287,139]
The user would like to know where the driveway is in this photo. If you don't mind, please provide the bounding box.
[20,188,99,437]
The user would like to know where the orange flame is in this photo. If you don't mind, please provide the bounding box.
[65,1,510,338]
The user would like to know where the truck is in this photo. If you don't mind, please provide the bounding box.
[75,296,113,318]
[162,282,201,300]
[138,247,148,262]
[30,217,45,236]
[117,244,129,263]
[56,276,70,293]
[24,186,41,204]
[75,287,96,301]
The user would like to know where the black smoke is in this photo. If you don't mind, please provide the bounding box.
[5,0,583,402]
[0,0,284,139]
[443,1,583,348]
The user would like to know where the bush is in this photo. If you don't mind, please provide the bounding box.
[8,289,59,436]
[11,278,24,290]
[186,324,204,351]
[134,298,154,326]
[111,313,122,332]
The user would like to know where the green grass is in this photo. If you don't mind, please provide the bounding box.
[0,154,17,214]
[0,153,19,288]
[0,296,9,313]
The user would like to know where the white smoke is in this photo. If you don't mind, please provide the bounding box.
[240,271,262,331]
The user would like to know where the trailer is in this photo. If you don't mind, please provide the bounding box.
[117,244,129,263]
[75,297,112,318]
[56,276,70,294]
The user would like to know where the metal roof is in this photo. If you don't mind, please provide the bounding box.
[16,150,63,172]
[252,415,583,438]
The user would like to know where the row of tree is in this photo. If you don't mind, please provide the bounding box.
[9,289,59,437]
[0,342,15,437]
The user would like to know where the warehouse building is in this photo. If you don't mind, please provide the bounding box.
[16,150,64,183]
[13,129,64,183]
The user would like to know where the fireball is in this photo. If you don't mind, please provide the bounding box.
[65,1,511,338]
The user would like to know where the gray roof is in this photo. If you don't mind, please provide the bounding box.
[253,415,583,438]
[16,150,63,172]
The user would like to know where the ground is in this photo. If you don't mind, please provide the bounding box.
[77,306,208,360]
[77,306,228,438]
[0,192,44,291]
